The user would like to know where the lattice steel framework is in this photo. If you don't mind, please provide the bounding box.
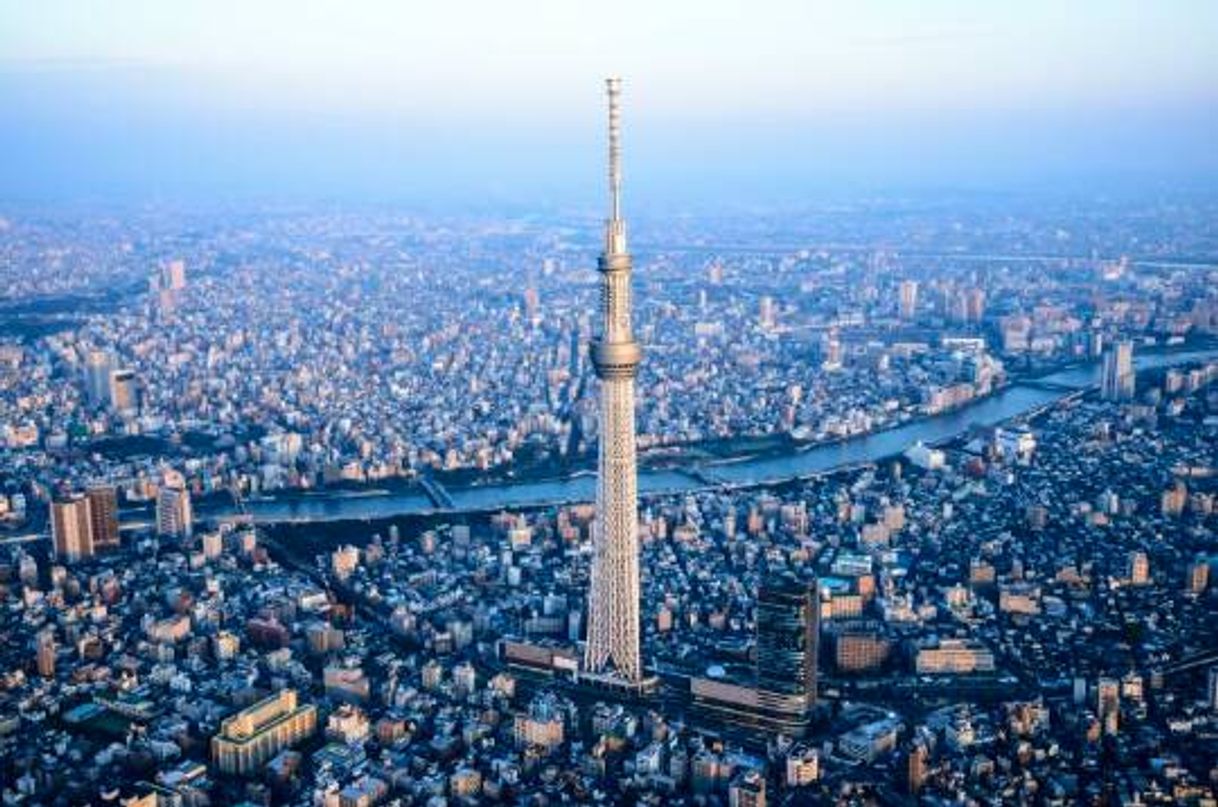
[584,77,643,682]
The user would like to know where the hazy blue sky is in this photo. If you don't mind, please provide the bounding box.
[2,0,1215,206]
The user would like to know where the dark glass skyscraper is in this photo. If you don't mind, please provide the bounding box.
[86,484,120,550]
[756,577,818,707]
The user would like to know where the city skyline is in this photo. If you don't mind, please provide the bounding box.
[2,6,1217,805]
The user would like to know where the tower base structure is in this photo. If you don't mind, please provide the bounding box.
[577,668,661,696]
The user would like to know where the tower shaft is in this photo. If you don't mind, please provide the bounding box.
[584,77,643,682]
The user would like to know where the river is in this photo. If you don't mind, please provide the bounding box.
[207,347,1218,524]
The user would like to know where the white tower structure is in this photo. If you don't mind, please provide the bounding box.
[584,77,646,685]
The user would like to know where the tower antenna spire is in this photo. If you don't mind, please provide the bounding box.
[605,77,626,255]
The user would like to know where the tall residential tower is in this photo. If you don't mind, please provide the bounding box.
[583,78,646,686]
[1101,340,1135,401]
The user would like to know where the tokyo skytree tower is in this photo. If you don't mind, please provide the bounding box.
[583,77,644,683]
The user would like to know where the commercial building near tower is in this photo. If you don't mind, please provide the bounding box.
[756,577,819,712]
[689,576,820,736]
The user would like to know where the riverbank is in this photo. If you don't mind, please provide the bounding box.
[189,345,1218,527]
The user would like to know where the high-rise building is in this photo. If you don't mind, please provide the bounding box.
[161,259,187,291]
[905,741,929,794]
[1100,341,1135,401]
[1207,667,1218,712]
[35,628,56,678]
[583,78,647,687]
[83,349,114,406]
[50,494,94,562]
[109,368,140,413]
[1161,482,1188,517]
[211,689,317,776]
[1126,551,1149,585]
[898,279,919,320]
[86,485,120,551]
[759,295,776,329]
[523,284,540,320]
[821,331,843,372]
[1088,330,1105,359]
[964,287,986,323]
[1097,676,1120,735]
[157,470,193,540]
[756,577,818,712]
[1187,558,1210,595]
